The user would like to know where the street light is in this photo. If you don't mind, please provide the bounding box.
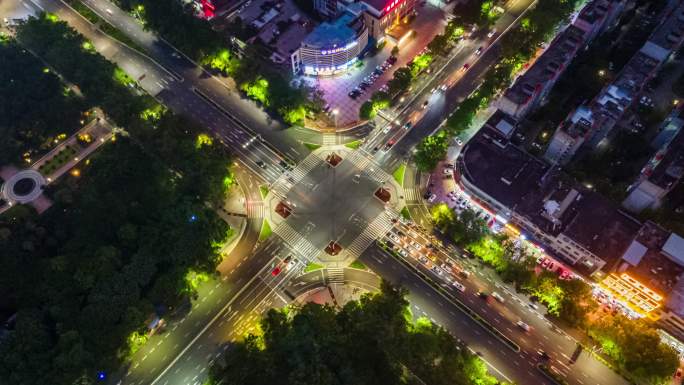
[332,108,339,129]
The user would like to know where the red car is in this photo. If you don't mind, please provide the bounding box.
[271,267,282,276]
[461,63,470,71]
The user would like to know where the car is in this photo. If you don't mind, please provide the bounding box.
[477,291,488,299]
[455,137,463,146]
[529,302,539,310]
[675,369,682,378]
[440,84,448,91]
[445,163,455,169]
[433,266,444,275]
[461,63,470,71]
[423,191,432,199]
[271,266,282,276]
[538,350,550,361]
[359,83,370,90]
[404,122,412,130]
[399,248,408,257]
[384,139,395,151]
[256,160,267,169]
[458,270,471,279]
[487,29,497,38]
[442,168,453,175]
[284,256,296,270]
[348,91,359,99]
[419,255,429,264]
[491,291,505,303]
[517,320,531,332]
[475,46,483,55]
[389,232,400,242]
[106,8,113,14]
[372,146,379,154]
[427,193,437,203]
[422,100,429,109]
[453,281,466,292]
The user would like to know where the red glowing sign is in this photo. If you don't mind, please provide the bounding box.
[201,0,215,18]
[384,0,404,13]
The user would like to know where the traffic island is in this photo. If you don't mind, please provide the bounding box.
[325,152,343,167]
[325,241,342,256]
[374,187,391,203]
[275,201,293,219]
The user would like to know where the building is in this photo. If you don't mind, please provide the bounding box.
[544,0,684,164]
[458,112,641,273]
[623,106,684,212]
[356,0,417,40]
[314,0,340,18]
[498,0,625,120]
[291,9,368,75]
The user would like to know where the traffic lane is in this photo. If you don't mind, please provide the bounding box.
[150,269,292,385]
[115,239,287,385]
[32,0,288,181]
[361,246,551,385]
[390,226,629,385]
[77,0,311,162]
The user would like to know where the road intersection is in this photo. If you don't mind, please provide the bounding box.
[1,0,633,384]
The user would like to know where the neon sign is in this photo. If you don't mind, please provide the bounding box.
[384,0,404,13]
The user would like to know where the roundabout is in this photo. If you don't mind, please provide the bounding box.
[0,169,46,205]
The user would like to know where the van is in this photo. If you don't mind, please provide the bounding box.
[491,291,504,303]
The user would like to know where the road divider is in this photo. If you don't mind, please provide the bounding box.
[376,241,520,353]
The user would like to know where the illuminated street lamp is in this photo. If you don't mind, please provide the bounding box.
[332,108,339,129]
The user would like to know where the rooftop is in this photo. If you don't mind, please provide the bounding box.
[502,25,586,105]
[617,222,684,295]
[302,11,364,48]
[644,2,684,54]
[646,108,684,191]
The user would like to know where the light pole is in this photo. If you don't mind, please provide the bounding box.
[332,108,339,129]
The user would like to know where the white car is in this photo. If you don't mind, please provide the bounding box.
[487,29,497,38]
[389,233,400,243]
[382,125,391,134]
[399,248,408,257]
[455,137,464,146]
[453,281,466,292]
[442,168,453,175]
[427,193,437,203]
[516,320,531,332]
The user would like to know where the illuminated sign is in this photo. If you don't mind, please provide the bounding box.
[304,58,359,75]
[384,0,404,13]
[321,41,358,55]
[600,273,663,315]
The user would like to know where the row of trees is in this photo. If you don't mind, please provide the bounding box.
[113,0,313,126]
[414,0,585,171]
[0,15,234,384]
[430,203,679,384]
[0,37,87,166]
[359,53,434,120]
[209,281,505,385]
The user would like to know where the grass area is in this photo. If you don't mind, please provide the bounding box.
[344,140,362,149]
[393,163,406,186]
[349,259,367,270]
[259,185,269,200]
[258,219,272,242]
[303,262,324,273]
[38,145,77,175]
[400,206,411,220]
[68,0,146,54]
[304,142,321,151]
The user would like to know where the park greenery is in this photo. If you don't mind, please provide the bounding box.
[431,202,679,382]
[0,14,234,384]
[0,38,86,166]
[414,0,586,171]
[209,281,505,385]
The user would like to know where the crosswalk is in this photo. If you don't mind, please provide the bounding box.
[246,201,265,218]
[344,208,397,259]
[322,134,337,146]
[326,267,345,283]
[345,150,392,184]
[273,221,321,262]
[270,153,321,197]
[404,186,422,203]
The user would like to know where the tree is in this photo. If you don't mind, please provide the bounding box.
[414,130,449,171]
[209,281,504,385]
[241,76,270,106]
[387,67,413,96]
[428,34,452,56]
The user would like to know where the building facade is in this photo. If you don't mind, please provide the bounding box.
[291,10,368,75]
